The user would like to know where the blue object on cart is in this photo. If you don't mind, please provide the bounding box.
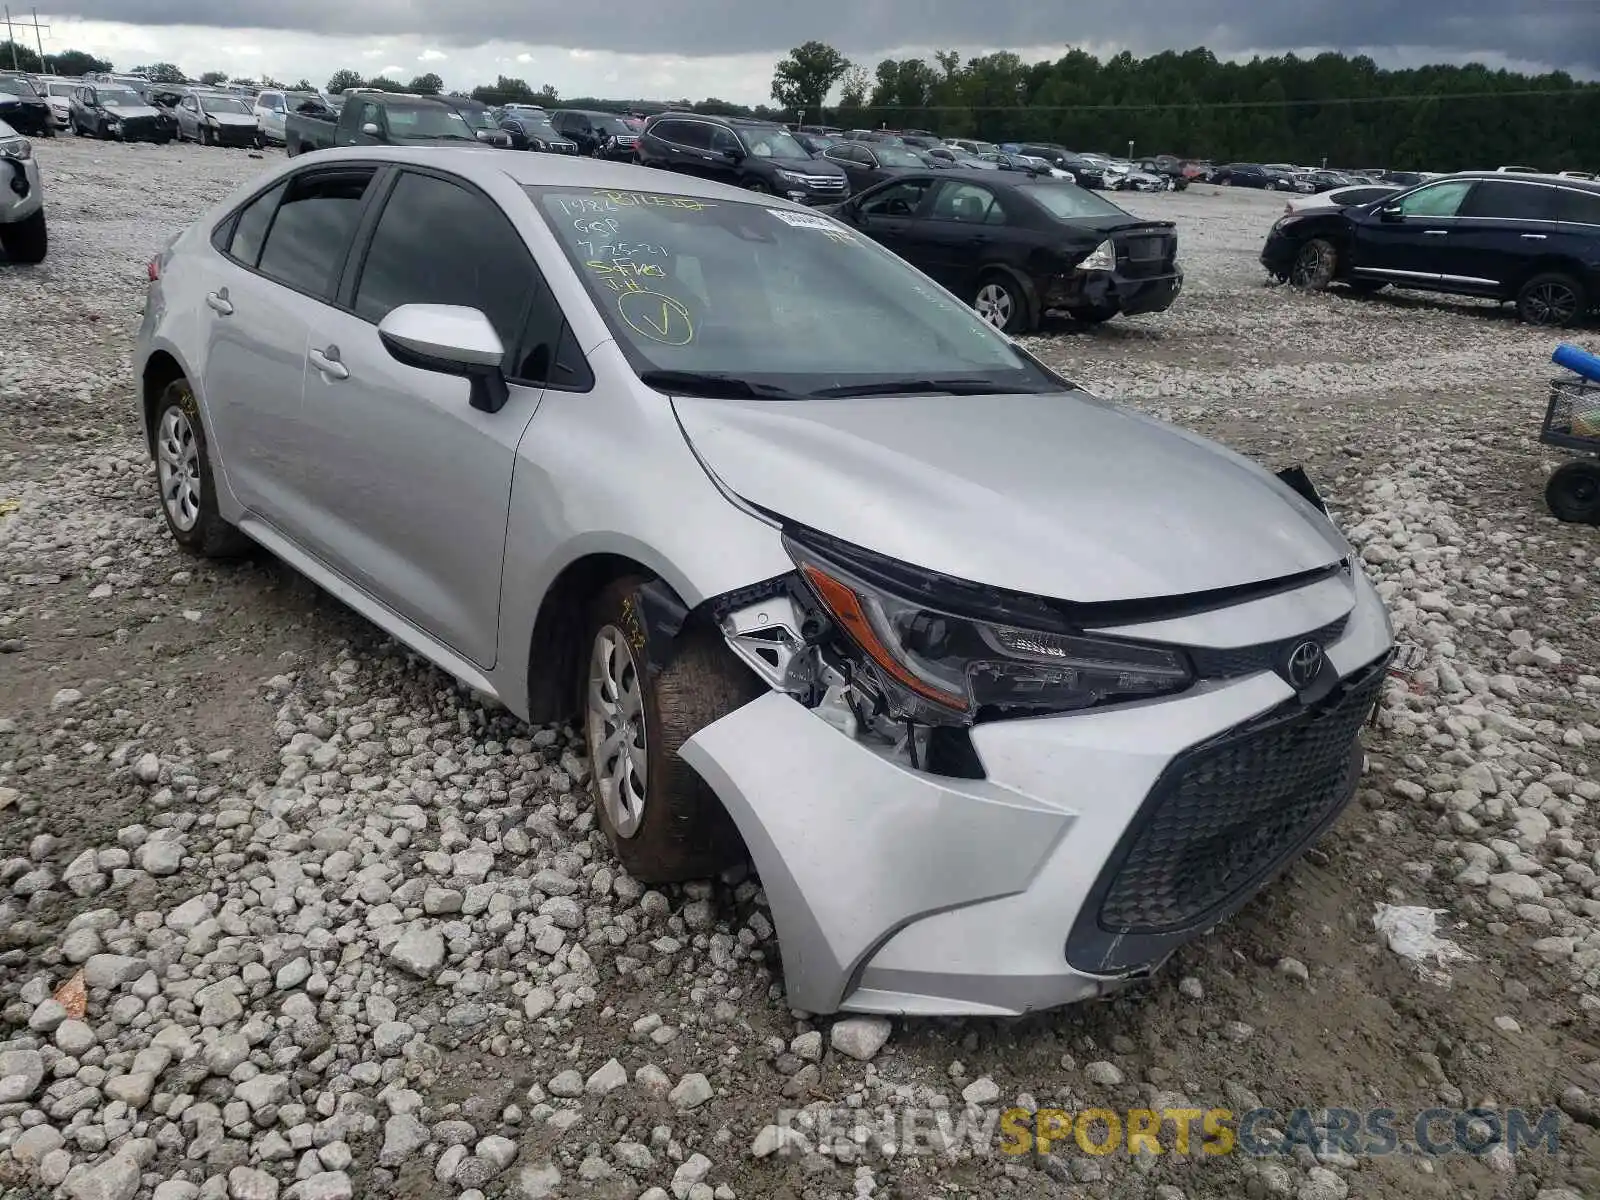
[1553,343,1600,383]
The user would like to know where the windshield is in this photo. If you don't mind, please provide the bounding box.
[205,97,252,115]
[593,114,632,135]
[875,146,924,168]
[1025,184,1132,220]
[386,103,474,140]
[47,82,76,97]
[99,89,143,107]
[530,186,1057,395]
[0,76,39,96]
[455,106,494,130]
[741,125,806,158]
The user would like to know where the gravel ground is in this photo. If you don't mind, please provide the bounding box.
[2,138,1600,1200]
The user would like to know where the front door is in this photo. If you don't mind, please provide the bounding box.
[292,168,557,668]
[851,176,938,263]
[1348,179,1475,284]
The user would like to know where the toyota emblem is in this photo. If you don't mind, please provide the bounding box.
[1285,640,1325,690]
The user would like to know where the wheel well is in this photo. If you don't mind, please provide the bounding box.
[1514,257,1589,293]
[141,351,186,449]
[525,553,659,725]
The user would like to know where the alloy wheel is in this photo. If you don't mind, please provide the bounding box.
[1524,281,1578,326]
[587,625,649,838]
[1291,241,1334,287]
[975,282,1013,328]
[155,407,202,532]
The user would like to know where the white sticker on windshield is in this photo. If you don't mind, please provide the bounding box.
[768,208,840,230]
[766,208,857,242]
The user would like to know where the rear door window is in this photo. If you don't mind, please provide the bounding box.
[223,182,286,266]
[1457,181,1558,220]
[1555,189,1600,227]
[256,168,377,297]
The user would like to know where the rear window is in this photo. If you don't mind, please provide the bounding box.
[1024,184,1131,221]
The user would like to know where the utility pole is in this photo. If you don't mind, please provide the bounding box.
[2,6,49,71]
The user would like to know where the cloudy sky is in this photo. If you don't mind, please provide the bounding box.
[26,2,1600,101]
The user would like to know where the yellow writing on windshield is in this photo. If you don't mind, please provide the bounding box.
[617,290,695,346]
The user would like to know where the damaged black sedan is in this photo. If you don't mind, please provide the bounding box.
[820,169,1182,332]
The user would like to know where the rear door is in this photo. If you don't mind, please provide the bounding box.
[1450,178,1561,294]
[1348,178,1475,284]
[291,167,566,668]
[909,179,1010,296]
[198,166,380,531]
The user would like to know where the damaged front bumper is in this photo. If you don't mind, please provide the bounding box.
[680,563,1392,1017]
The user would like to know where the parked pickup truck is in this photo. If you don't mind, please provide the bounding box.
[286,92,509,157]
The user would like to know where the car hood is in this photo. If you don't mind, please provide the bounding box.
[672,392,1348,602]
[0,95,46,108]
[104,104,162,120]
[207,112,257,125]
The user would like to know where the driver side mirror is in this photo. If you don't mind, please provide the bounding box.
[360,122,381,137]
[378,304,509,414]
[1380,204,1404,222]
[719,147,744,163]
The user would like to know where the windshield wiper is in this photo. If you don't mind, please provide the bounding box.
[810,378,1042,398]
[637,370,805,401]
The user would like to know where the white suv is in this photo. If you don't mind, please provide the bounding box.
[0,118,45,263]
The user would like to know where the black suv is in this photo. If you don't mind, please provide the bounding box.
[637,113,848,204]
[549,109,637,160]
[0,73,52,137]
[1261,172,1600,326]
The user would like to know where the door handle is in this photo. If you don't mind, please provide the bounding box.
[968,234,991,245]
[205,289,233,316]
[1421,230,1448,236]
[1521,233,1548,240]
[309,346,348,381]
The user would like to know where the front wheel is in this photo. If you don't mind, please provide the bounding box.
[583,578,762,882]
[1546,461,1600,524]
[1517,272,1586,328]
[974,273,1029,333]
[743,179,771,194]
[150,380,252,558]
[1289,237,1338,290]
[0,208,47,264]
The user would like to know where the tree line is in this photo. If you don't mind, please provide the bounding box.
[767,42,1600,171]
[9,36,1598,169]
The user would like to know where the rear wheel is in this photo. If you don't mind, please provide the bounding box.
[150,379,252,558]
[582,578,762,882]
[0,209,47,264]
[1289,238,1338,291]
[1545,461,1600,524]
[1517,272,1586,328]
[974,273,1029,333]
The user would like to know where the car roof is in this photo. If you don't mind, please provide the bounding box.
[1439,170,1600,192]
[263,144,824,207]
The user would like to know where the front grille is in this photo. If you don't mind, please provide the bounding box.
[1066,655,1387,974]
[797,175,846,190]
[1188,614,1349,679]
[122,117,160,139]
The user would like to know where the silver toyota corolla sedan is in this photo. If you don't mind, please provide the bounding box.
[135,147,1394,1017]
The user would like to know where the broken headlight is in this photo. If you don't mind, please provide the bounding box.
[784,532,1192,726]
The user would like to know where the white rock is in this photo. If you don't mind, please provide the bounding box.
[586,1058,628,1095]
[387,925,445,976]
[669,1073,714,1110]
[829,1016,892,1062]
